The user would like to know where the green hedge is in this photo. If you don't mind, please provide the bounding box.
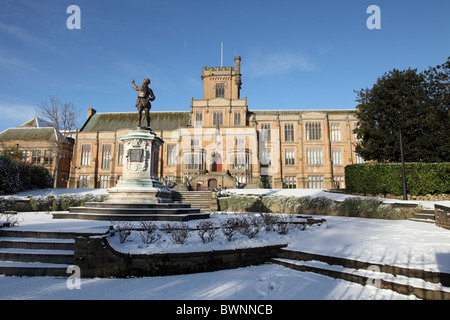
[345,163,450,196]
[216,194,413,219]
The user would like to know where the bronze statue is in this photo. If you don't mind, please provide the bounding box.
[132,78,155,128]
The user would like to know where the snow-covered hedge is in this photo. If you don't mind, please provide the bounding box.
[29,193,107,211]
[218,194,335,215]
[217,193,413,219]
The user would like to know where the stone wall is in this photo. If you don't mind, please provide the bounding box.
[435,203,450,230]
[74,235,287,278]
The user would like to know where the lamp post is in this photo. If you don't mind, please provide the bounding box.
[399,129,407,200]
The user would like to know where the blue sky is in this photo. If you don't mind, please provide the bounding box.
[0,0,449,132]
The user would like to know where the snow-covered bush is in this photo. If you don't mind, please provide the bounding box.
[162,222,190,244]
[236,215,263,239]
[29,193,107,211]
[139,221,161,245]
[112,221,133,243]
[260,212,278,231]
[0,198,15,213]
[275,215,296,235]
[196,220,217,243]
[336,198,395,218]
[0,212,21,227]
[220,217,241,242]
[30,195,54,211]
[217,194,336,215]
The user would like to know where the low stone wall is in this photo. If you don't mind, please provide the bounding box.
[74,235,287,278]
[435,203,450,230]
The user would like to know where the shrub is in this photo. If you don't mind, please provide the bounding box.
[111,221,132,243]
[345,162,450,196]
[196,220,217,243]
[0,198,15,212]
[336,198,395,218]
[237,215,263,239]
[30,165,52,189]
[220,217,240,242]
[0,212,20,227]
[260,212,278,231]
[139,221,161,245]
[0,156,20,195]
[16,161,32,191]
[28,193,106,212]
[30,195,53,211]
[162,222,190,245]
[275,216,294,235]
[218,194,335,215]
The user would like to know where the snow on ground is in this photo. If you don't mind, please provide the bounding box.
[0,188,449,300]
[0,264,414,300]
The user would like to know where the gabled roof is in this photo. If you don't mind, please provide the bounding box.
[0,127,57,142]
[19,117,53,128]
[80,111,191,133]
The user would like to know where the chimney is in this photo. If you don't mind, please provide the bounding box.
[234,56,241,74]
[234,56,242,99]
[87,107,96,119]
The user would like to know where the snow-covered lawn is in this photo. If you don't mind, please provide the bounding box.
[0,188,449,300]
[0,263,414,300]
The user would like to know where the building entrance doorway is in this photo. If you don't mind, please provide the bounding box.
[211,153,222,172]
[208,179,217,191]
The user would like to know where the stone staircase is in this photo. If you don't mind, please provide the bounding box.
[408,208,436,224]
[171,191,216,211]
[272,249,450,300]
[0,229,78,277]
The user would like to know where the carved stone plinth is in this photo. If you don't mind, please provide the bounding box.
[56,127,209,221]
[106,127,172,203]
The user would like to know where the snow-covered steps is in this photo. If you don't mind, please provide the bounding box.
[0,248,74,264]
[272,249,450,300]
[171,191,216,211]
[0,261,72,277]
[0,237,74,250]
[408,208,436,224]
[0,229,76,277]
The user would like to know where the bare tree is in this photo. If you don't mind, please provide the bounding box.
[35,96,80,188]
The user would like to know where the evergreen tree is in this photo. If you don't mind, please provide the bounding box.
[354,57,449,162]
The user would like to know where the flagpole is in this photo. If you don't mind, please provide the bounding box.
[221,41,223,67]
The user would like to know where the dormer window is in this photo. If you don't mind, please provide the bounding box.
[215,83,225,98]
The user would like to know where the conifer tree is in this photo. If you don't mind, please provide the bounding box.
[354,57,449,162]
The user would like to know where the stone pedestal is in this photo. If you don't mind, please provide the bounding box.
[106,127,172,203]
[54,127,210,221]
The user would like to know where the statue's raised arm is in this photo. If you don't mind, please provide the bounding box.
[132,80,139,91]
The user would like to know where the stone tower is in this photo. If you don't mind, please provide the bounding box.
[201,56,242,100]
